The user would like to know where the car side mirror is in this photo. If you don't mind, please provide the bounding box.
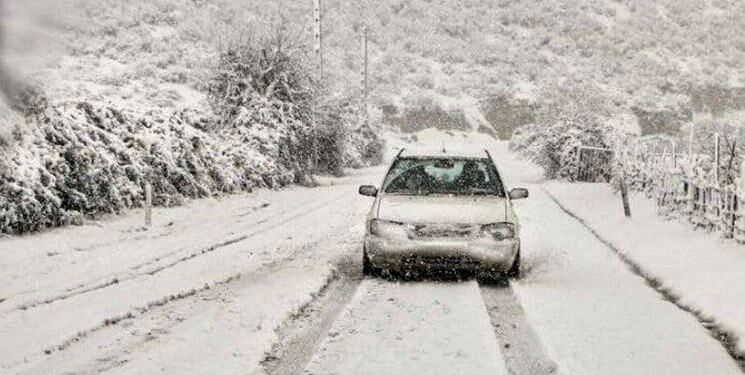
[509,188,529,200]
[359,185,378,197]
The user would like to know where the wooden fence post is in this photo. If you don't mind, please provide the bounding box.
[732,193,739,240]
[736,160,745,242]
[620,173,632,218]
[144,181,152,228]
[728,190,736,238]
[575,146,582,181]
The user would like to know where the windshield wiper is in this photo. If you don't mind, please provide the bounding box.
[461,189,498,196]
[386,190,432,196]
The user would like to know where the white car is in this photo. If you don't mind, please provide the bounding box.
[358,147,528,281]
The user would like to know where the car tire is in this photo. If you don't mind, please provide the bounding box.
[507,248,521,279]
[477,267,504,285]
[362,247,379,277]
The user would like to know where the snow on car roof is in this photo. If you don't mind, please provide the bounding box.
[399,147,490,159]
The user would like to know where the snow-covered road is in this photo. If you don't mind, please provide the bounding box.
[514,186,740,374]
[304,280,508,375]
[1,132,743,374]
[0,167,384,373]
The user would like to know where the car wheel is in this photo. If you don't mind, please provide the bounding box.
[507,248,521,279]
[362,247,379,277]
[477,267,503,285]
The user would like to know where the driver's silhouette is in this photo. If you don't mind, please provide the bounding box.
[454,161,486,190]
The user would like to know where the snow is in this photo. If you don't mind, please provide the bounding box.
[489,140,741,374]
[0,165,384,373]
[511,186,740,374]
[304,280,508,375]
[400,146,489,159]
[401,128,497,151]
[373,132,743,374]
[19,245,354,375]
[104,243,352,375]
[602,112,641,135]
[0,0,384,235]
[1,176,362,311]
[13,0,745,122]
[3,130,745,374]
[543,181,745,359]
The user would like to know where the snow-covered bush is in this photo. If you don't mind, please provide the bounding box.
[511,110,613,181]
[0,22,382,234]
[310,96,383,175]
[1,99,287,233]
[0,93,382,234]
[207,29,382,180]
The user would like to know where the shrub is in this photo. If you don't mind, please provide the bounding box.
[0,23,383,234]
[207,26,382,180]
[511,109,614,182]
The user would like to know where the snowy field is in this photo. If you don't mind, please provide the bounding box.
[1,131,743,374]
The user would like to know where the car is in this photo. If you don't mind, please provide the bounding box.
[358,147,528,281]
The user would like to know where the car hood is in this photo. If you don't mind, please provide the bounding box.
[376,195,508,224]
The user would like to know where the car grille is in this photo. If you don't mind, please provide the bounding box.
[408,223,477,239]
[404,255,480,268]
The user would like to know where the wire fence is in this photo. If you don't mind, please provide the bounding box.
[576,135,745,243]
[653,171,745,241]
[575,145,614,182]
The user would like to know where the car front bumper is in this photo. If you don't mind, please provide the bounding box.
[365,235,519,272]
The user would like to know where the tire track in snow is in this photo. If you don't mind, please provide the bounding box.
[479,282,558,375]
[1,198,275,304]
[7,238,347,374]
[543,188,745,371]
[262,267,558,375]
[260,257,363,375]
[303,278,509,374]
[3,191,353,314]
[0,198,291,309]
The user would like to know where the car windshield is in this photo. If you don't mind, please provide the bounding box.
[382,157,505,196]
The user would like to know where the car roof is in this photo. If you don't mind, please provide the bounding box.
[398,147,490,159]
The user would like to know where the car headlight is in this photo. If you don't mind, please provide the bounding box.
[369,219,408,239]
[481,223,515,240]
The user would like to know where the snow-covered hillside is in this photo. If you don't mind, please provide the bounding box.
[0,0,383,234]
[282,0,745,135]
[6,0,745,137]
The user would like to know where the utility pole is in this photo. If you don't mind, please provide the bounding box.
[313,0,323,80]
[714,133,721,185]
[0,0,7,98]
[362,24,369,126]
[688,123,697,159]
